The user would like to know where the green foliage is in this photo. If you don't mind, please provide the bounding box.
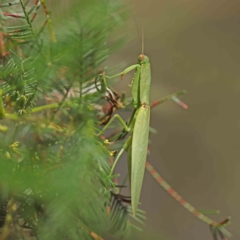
[0,0,144,239]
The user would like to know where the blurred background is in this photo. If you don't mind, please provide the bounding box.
[108,0,240,239]
[52,0,240,239]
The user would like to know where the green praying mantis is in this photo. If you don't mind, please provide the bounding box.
[96,54,232,239]
[97,54,151,217]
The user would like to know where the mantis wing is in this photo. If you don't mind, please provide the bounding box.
[131,105,150,216]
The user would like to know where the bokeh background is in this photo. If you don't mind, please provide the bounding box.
[109,0,240,239]
[51,0,240,239]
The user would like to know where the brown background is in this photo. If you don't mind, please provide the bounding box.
[51,0,240,239]
[110,0,240,239]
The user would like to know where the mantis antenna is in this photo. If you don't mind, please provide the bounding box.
[142,26,144,55]
[133,14,143,54]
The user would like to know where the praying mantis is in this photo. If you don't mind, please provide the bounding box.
[96,55,232,239]
[97,54,152,218]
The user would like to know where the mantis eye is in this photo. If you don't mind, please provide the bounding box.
[139,54,144,62]
[138,54,149,63]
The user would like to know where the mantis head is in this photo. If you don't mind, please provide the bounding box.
[138,54,149,64]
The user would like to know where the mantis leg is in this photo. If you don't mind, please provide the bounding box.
[97,114,131,136]
[105,64,140,79]
[109,136,132,176]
